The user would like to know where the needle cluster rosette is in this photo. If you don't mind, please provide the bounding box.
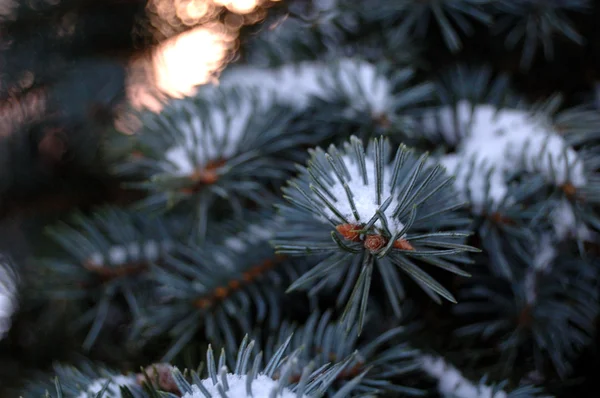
[273,136,479,333]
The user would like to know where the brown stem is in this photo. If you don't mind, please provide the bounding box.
[192,255,287,309]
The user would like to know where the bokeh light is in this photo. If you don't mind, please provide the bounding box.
[127,0,277,110]
[123,0,278,131]
[153,23,234,97]
[214,0,260,14]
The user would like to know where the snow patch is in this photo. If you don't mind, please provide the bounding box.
[532,234,557,273]
[217,63,327,110]
[224,237,245,252]
[182,374,305,398]
[86,240,172,267]
[421,355,507,398]
[223,222,275,253]
[323,59,393,116]
[435,101,585,213]
[0,261,17,340]
[216,59,391,115]
[430,101,588,240]
[164,97,255,175]
[75,375,136,398]
[317,155,406,233]
[550,199,592,241]
[247,224,275,241]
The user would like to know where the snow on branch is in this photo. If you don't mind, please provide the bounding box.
[0,256,17,340]
[171,335,364,398]
[182,374,303,398]
[427,100,590,240]
[75,375,136,398]
[215,58,396,114]
[274,136,477,333]
[420,355,508,398]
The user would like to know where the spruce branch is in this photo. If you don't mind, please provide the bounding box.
[420,100,596,248]
[216,57,431,134]
[243,0,421,68]
[491,0,590,70]
[419,355,548,397]
[411,70,600,276]
[167,334,365,398]
[213,62,329,111]
[132,213,305,361]
[434,65,515,108]
[407,64,518,150]
[454,246,598,380]
[39,208,177,350]
[111,87,311,236]
[303,59,434,142]
[537,102,600,235]
[243,13,326,67]
[273,136,478,334]
[252,310,425,397]
[22,362,141,398]
[362,0,493,53]
[554,104,600,150]
[284,0,361,51]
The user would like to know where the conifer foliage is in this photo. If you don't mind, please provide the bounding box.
[2,0,600,398]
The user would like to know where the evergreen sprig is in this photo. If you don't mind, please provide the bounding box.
[411,81,599,275]
[273,135,478,333]
[257,311,425,397]
[554,104,600,150]
[454,248,599,379]
[363,0,493,53]
[23,362,141,398]
[304,59,434,143]
[491,0,589,69]
[284,0,360,49]
[132,213,306,361]
[433,64,516,111]
[539,102,600,235]
[40,208,178,350]
[406,64,516,150]
[167,334,365,398]
[420,355,547,398]
[111,87,313,237]
[242,14,327,67]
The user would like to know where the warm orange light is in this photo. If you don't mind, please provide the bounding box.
[184,0,210,21]
[153,24,233,98]
[122,0,275,131]
[214,0,260,14]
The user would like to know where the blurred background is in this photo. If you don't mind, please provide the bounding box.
[0,0,280,394]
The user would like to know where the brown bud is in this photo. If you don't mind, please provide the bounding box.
[561,182,577,198]
[393,238,414,251]
[137,363,178,393]
[364,234,387,252]
[214,286,229,299]
[489,212,515,226]
[228,280,241,290]
[190,169,219,185]
[188,159,227,186]
[194,298,212,309]
[336,224,362,242]
[372,112,391,128]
